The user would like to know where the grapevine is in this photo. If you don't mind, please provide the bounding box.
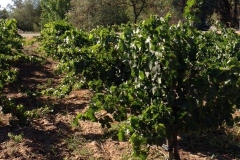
[40,15,240,159]
[0,19,43,125]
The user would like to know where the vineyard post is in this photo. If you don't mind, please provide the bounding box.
[239,17,240,31]
[162,137,173,159]
[167,138,173,160]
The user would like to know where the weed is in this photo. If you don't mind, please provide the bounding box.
[121,154,141,160]
[70,118,80,129]
[66,135,83,150]
[65,135,94,158]
[103,121,128,140]
[38,79,53,90]
[8,132,24,143]
[75,146,93,157]
[26,105,54,120]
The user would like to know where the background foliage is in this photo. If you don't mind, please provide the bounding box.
[67,0,129,30]
[10,0,41,31]
[1,0,239,31]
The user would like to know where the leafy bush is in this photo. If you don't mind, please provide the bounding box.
[0,19,41,125]
[41,21,131,96]
[40,15,240,159]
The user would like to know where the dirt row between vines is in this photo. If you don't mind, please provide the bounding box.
[0,37,240,160]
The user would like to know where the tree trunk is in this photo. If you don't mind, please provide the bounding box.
[182,0,187,12]
[172,132,181,160]
[130,0,146,23]
[166,137,173,160]
[233,0,239,26]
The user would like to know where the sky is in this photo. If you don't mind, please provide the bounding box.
[0,0,13,8]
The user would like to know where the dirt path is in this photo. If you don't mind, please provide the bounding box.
[20,33,40,37]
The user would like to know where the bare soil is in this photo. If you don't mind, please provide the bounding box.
[0,38,240,160]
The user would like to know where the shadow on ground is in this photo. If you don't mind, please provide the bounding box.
[0,46,89,159]
[179,129,240,160]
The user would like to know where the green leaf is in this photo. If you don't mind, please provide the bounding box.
[118,39,125,52]
[89,34,93,40]
[117,129,125,141]
[72,118,79,127]
[139,71,145,80]
[85,109,96,121]
[110,86,117,93]
[155,123,166,136]
[130,117,139,128]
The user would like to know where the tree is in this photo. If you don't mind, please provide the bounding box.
[125,0,169,23]
[12,0,23,7]
[184,0,240,28]
[172,0,187,12]
[67,0,129,30]
[10,0,41,31]
[184,0,216,30]
[215,0,232,27]
[40,0,71,25]
[67,0,188,29]
[67,0,173,29]
[233,0,239,25]
[148,0,184,24]
[127,0,148,23]
[0,8,9,19]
